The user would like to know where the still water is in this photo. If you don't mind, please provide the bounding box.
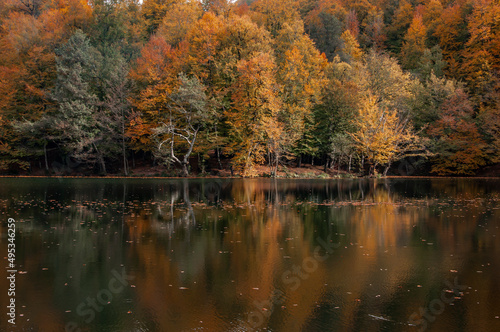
[1,178,500,332]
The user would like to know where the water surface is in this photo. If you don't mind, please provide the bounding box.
[1,178,500,331]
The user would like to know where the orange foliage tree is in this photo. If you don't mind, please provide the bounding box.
[427,90,487,175]
[128,35,186,153]
[226,52,283,176]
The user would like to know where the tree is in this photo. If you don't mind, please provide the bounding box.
[185,12,275,167]
[101,51,132,175]
[345,9,359,38]
[346,0,374,26]
[361,9,386,50]
[427,90,488,175]
[50,30,107,174]
[184,12,224,89]
[416,45,446,81]
[274,21,327,163]
[89,0,145,61]
[157,0,202,46]
[460,0,500,106]
[142,0,178,35]
[422,0,443,47]
[201,0,232,15]
[432,3,469,76]
[329,132,356,172]
[401,14,427,70]
[303,2,345,61]
[0,114,29,171]
[315,57,359,166]
[478,106,500,164]
[153,74,213,176]
[350,94,421,175]
[340,29,362,62]
[355,51,415,119]
[226,52,282,176]
[0,0,99,173]
[385,0,413,54]
[408,72,458,130]
[128,35,185,153]
[250,0,301,37]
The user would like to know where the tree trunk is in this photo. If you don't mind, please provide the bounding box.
[276,156,279,176]
[214,123,222,169]
[93,143,106,175]
[268,148,272,171]
[181,161,189,177]
[122,137,128,176]
[383,163,391,177]
[44,143,49,171]
[348,155,352,173]
[122,115,128,176]
[297,155,302,168]
[99,153,106,175]
[181,129,199,177]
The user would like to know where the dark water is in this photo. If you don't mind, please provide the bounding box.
[1,178,500,332]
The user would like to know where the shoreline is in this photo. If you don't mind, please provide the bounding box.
[1,175,499,179]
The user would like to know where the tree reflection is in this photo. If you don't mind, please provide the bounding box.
[0,178,499,331]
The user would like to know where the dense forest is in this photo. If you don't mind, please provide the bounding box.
[0,0,499,177]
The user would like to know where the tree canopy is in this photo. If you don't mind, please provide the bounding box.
[1,0,499,176]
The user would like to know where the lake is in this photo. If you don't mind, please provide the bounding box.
[1,178,500,331]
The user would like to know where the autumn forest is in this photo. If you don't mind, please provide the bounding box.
[0,0,499,177]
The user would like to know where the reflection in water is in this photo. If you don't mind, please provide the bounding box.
[0,178,499,331]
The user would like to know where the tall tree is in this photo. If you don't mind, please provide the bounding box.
[101,50,132,175]
[128,35,185,153]
[460,0,500,106]
[274,21,327,162]
[350,94,421,175]
[250,0,301,37]
[142,0,178,35]
[340,29,362,62]
[432,3,469,77]
[361,9,386,50]
[385,0,414,54]
[303,0,346,61]
[157,0,203,46]
[401,14,427,70]
[427,89,487,175]
[153,74,213,176]
[50,30,107,173]
[226,52,282,176]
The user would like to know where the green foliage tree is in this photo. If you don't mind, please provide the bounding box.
[154,74,214,176]
[50,30,108,173]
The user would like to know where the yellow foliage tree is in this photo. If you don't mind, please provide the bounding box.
[226,52,283,176]
[401,14,427,70]
[350,94,421,175]
[157,0,203,46]
[340,29,362,62]
[274,21,327,158]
